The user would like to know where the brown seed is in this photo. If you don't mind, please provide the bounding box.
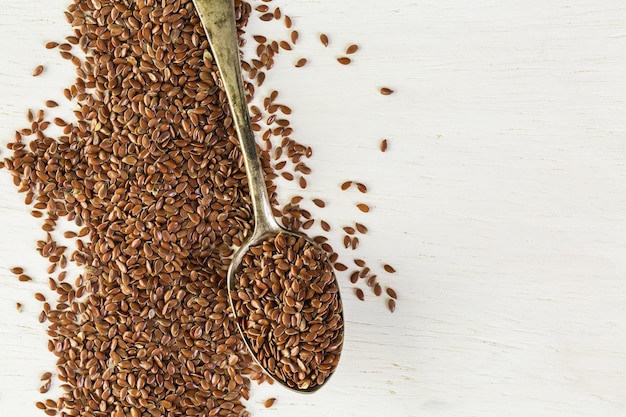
[356,203,370,213]
[384,264,396,273]
[354,259,366,267]
[18,274,33,282]
[295,58,307,68]
[380,87,394,95]
[346,44,359,54]
[284,15,293,28]
[386,287,398,299]
[343,226,355,235]
[320,220,331,232]
[35,402,46,410]
[45,100,59,108]
[34,292,45,301]
[373,283,382,296]
[45,41,58,49]
[260,13,274,21]
[387,299,396,313]
[349,271,359,283]
[40,371,52,380]
[264,398,276,408]
[10,267,24,275]
[290,30,299,44]
[32,65,44,77]
[337,57,351,65]
[320,33,329,47]
[340,181,352,190]
[380,139,388,152]
[334,262,348,271]
[312,198,326,208]
[356,183,367,193]
[16,302,22,312]
[355,223,368,234]
[354,288,365,301]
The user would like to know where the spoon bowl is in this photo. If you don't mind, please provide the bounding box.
[192,0,344,393]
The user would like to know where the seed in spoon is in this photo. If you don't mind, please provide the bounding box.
[231,232,343,391]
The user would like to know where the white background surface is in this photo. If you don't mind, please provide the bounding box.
[1,1,626,416]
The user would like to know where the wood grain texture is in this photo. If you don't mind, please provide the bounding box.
[1,1,625,416]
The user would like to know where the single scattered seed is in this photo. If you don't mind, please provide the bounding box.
[349,271,359,283]
[284,15,292,28]
[40,380,52,394]
[260,13,274,21]
[312,198,326,208]
[351,237,359,249]
[16,302,22,312]
[373,283,382,296]
[290,30,299,44]
[356,183,367,193]
[320,220,331,232]
[40,372,52,380]
[34,292,46,301]
[295,58,307,68]
[279,40,292,51]
[343,226,355,235]
[320,33,329,47]
[346,44,359,54]
[386,287,398,299]
[45,100,59,108]
[45,41,58,49]
[380,87,394,95]
[18,274,33,282]
[384,264,396,273]
[334,262,348,271]
[356,203,370,213]
[32,65,45,77]
[340,181,352,190]
[343,235,350,248]
[35,401,46,410]
[355,223,368,234]
[264,398,276,408]
[337,57,351,65]
[387,299,396,313]
[10,267,24,274]
[354,288,365,301]
[380,139,388,152]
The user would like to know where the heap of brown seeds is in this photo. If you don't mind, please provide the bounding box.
[3,0,400,415]
[232,232,343,391]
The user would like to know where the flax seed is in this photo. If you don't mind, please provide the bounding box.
[321,220,331,232]
[356,182,367,193]
[320,33,329,47]
[32,65,44,77]
[380,87,394,95]
[264,397,276,408]
[312,198,326,208]
[356,203,370,213]
[355,222,368,234]
[355,288,365,301]
[337,57,351,65]
[340,180,352,190]
[10,267,24,274]
[45,41,58,49]
[346,44,359,54]
[18,274,33,282]
[380,138,388,152]
[387,299,396,313]
[295,58,307,68]
[386,287,398,299]
[384,264,396,273]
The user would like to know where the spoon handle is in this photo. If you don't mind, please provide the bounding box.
[193,0,278,233]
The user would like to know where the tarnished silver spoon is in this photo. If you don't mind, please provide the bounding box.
[192,0,344,393]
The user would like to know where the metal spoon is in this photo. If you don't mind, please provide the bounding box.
[192,0,344,393]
